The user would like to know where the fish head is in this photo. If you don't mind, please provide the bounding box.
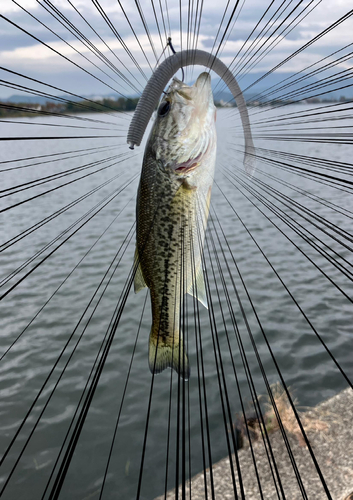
[151,72,217,178]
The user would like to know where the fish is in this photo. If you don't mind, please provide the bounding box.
[134,72,217,380]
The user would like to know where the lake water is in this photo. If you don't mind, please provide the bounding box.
[0,107,352,499]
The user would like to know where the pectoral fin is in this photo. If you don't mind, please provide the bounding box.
[134,247,147,293]
[187,264,208,309]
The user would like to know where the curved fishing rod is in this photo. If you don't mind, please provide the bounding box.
[127,49,256,176]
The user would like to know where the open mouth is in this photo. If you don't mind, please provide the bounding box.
[174,151,202,173]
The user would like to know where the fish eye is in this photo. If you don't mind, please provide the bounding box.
[158,101,170,117]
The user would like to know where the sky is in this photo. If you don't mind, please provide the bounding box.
[0,0,352,100]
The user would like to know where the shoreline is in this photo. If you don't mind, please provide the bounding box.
[156,388,353,500]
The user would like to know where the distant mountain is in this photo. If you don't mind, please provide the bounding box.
[2,71,352,105]
[1,94,80,105]
[210,72,353,102]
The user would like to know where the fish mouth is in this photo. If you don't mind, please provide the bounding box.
[173,151,202,173]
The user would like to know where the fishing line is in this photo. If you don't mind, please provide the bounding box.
[182,204,188,499]
[179,0,183,82]
[162,236,184,498]
[228,143,353,191]
[239,168,353,249]
[219,0,323,109]
[233,0,298,75]
[164,345,176,499]
[0,221,136,494]
[186,213,215,500]
[215,0,246,62]
[185,0,191,82]
[188,244,209,499]
[158,0,168,45]
[0,194,134,361]
[251,122,353,135]
[0,145,116,166]
[0,68,132,119]
[199,191,287,498]
[207,208,285,499]
[207,0,242,74]
[0,72,131,121]
[177,205,184,499]
[191,0,204,72]
[221,6,353,111]
[252,133,353,146]
[210,197,337,498]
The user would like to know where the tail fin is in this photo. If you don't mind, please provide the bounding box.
[148,331,190,380]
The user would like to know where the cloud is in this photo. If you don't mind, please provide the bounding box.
[0,0,352,99]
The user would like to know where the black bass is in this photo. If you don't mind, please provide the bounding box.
[134,72,217,380]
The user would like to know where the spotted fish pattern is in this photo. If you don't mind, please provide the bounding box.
[134,73,217,379]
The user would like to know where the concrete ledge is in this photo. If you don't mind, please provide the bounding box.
[155,388,353,499]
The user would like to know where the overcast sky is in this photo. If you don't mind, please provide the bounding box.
[0,0,352,99]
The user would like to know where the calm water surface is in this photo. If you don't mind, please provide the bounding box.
[0,107,352,499]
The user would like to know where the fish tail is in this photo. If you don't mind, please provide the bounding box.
[148,330,190,380]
